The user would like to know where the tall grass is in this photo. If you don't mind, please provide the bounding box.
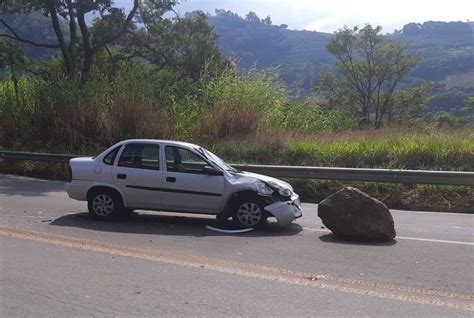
[1,63,355,152]
[1,62,472,171]
[200,71,286,138]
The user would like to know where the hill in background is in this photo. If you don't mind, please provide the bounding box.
[208,10,474,114]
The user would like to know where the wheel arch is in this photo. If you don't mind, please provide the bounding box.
[222,189,271,217]
[86,185,126,206]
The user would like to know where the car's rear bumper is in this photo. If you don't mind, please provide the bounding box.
[264,194,302,226]
[65,180,89,201]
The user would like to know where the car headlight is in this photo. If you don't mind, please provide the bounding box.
[256,181,274,196]
[266,181,292,197]
[278,188,292,197]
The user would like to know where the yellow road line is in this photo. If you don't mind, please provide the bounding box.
[1,226,472,312]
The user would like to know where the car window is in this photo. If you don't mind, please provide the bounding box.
[118,143,160,170]
[103,146,121,165]
[165,146,208,173]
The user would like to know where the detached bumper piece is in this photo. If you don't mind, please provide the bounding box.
[264,194,302,226]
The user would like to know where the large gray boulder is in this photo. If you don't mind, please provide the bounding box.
[318,187,396,241]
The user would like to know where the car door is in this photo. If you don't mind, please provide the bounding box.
[112,142,163,209]
[161,145,225,213]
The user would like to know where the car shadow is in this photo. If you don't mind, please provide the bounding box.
[318,233,397,246]
[50,212,304,237]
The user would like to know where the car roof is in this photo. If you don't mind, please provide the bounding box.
[121,139,200,149]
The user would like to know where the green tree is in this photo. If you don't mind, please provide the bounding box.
[124,10,221,79]
[464,96,474,110]
[0,38,27,105]
[463,96,474,118]
[390,83,433,122]
[318,25,420,128]
[263,15,272,26]
[0,0,177,80]
[245,11,260,24]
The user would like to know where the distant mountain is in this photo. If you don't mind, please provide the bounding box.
[208,10,333,97]
[391,21,474,114]
[209,11,474,114]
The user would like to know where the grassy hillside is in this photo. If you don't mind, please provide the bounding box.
[209,11,474,113]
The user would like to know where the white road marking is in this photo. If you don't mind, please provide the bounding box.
[391,210,474,216]
[303,227,331,233]
[396,236,474,246]
[302,227,474,246]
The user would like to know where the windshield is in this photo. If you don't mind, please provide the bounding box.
[199,147,236,172]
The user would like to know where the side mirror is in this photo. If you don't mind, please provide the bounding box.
[203,166,223,176]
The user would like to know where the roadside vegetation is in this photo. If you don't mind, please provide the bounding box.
[0,1,472,212]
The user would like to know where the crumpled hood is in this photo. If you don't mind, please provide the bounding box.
[232,171,293,191]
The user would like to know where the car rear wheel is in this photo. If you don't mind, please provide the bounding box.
[88,189,124,219]
[232,199,268,228]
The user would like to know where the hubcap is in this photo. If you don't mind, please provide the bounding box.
[237,202,262,227]
[92,194,114,216]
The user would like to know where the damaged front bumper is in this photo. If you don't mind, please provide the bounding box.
[264,194,303,226]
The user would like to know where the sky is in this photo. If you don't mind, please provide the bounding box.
[172,0,474,33]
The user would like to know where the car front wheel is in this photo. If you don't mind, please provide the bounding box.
[232,199,268,228]
[88,189,124,219]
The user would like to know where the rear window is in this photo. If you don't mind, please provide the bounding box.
[103,146,121,165]
[118,143,160,170]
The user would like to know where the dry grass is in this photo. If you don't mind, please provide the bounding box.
[209,127,474,171]
[289,179,473,213]
[201,104,263,138]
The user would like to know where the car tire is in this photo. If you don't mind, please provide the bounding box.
[87,189,124,220]
[232,197,268,229]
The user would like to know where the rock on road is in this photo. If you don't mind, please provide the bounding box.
[0,174,473,317]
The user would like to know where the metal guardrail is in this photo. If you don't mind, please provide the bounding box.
[1,150,473,186]
[0,151,76,163]
[234,164,474,186]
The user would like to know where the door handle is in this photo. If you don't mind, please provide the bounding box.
[166,177,176,183]
[117,173,127,179]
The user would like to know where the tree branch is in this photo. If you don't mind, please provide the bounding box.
[0,19,60,48]
[90,0,140,55]
[65,0,78,57]
[126,30,171,69]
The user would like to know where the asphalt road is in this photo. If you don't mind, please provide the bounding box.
[1,174,473,317]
